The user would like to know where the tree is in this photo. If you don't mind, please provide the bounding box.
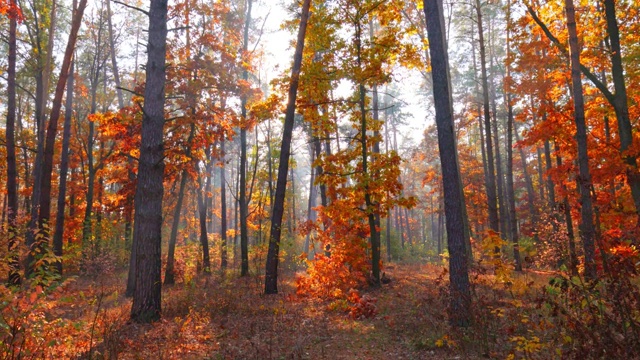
[474,0,500,242]
[527,3,640,225]
[130,0,168,323]
[239,0,252,277]
[264,0,312,295]
[423,0,471,327]
[4,0,22,285]
[33,0,87,275]
[504,0,521,271]
[564,0,596,280]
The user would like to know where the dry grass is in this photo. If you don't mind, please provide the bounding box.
[3,263,563,359]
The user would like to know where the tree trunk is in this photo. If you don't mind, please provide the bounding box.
[197,175,211,274]
[130,0,168,323]
[220,140,228,270]
[603,0,640,224]
[107,0,124,109]
[355,18,381,286]
[513,121,539,242]
[264,0,311,294]
[165,124,195,285]
[6,1,21,285]
[564,0,597,280]
[504,1,521,271]
[289,165,297,235]
[239,0,252,277]
[423,0,471,327]
[556,152,578,275]
[475,0,500,240]
[506,96,522,271]
[28,0,86,276]
[38,0,86,226]
[52,55,75,275]
[82,61,101,261]
[543,137,556,208]
[303,144,316,258]
[489,45,508,241]
[370,24,383,269]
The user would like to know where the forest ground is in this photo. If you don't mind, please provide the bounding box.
[6,261,563,360]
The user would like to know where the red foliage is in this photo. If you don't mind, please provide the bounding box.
[347,289,377,320]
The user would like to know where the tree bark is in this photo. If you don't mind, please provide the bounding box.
[130,0,168,323]
[239,0,252,277]
[555,152,578,275]
[6,1,21,285]
[513,121,539,243]
[107,0,124,109]
[220,139,228,270]
[52,56,75,275]
[303,144,316,258]
[197,173,211,274]
[603,0,640,224]
[504,0,521,271]
[165,124,195,285]
[475,0,500,240]
[506,95,522,271]
[265,0,311,294]
[423,0,472,327]
[564,0,597,280]
[31,0,86,276]
[355,18,381,285]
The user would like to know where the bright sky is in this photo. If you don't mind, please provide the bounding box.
[254,0,430,151]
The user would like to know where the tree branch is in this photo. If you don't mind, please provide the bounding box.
[112,0,149,16]
[526,5,616,105]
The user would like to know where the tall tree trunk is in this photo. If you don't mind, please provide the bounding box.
[543,137,556,209]
[165,124,195,285]
[220,139,228,270]
[106,0,135,251]
[489,39,508,241]
[130,0,168,323]
[564,0,597,280]
[6,1,20,285]
[264,0,311,294]
[239,0,252,277]
[303,144,316,258]
[288,165,296,235]
[475,0,500,240]
[32,0,87,277]
[370,23,383,269]
[397,207,405,248]
[355,19,381,285]
[267,118,274,206]
[197,174,211,274]
[424,0,471,327]
[513,121,539,242]
[107,0,124,109]
[504,0,521,271]
[403,207,412,246]
[52,56,75,275]
[506,96,522,271]
[556,152,578,275]
[82,69,100,261]
[384,114,392,263]
[603,0,640,224]
[536,147,545,203]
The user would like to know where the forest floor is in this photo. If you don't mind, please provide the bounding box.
[7,262,558,359]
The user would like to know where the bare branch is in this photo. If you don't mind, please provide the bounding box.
[112,0,149,16]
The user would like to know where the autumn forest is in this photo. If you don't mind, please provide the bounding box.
[1,0,640,358]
